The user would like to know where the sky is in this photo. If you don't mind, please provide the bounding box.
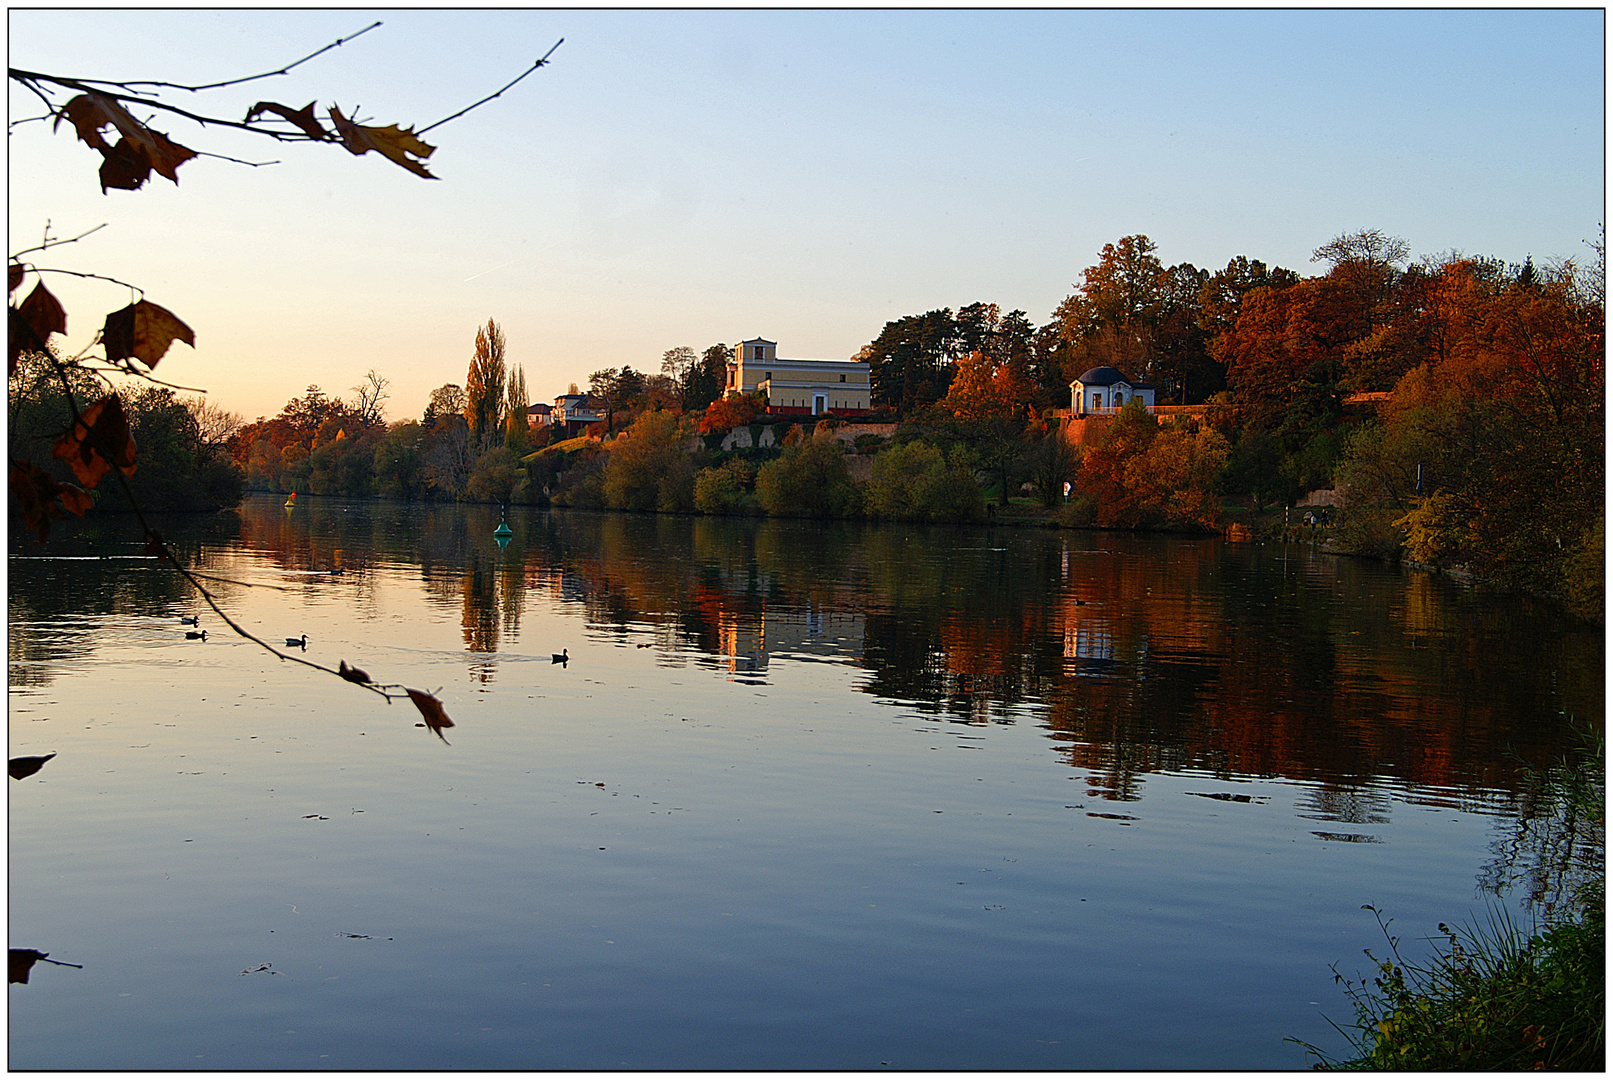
[8,8,1605,423]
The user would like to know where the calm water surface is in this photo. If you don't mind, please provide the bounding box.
[9,497,1601,1069]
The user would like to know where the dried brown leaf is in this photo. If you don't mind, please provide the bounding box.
[10,752,56,780]
[405,688,454,743]
[338,660,372,685]
[245,100,330,142]
[18,281,67,343]
[327,106,436,178]
[55,92,198,192]
[9,458,93,542]
[10,307,50,377]
[55,93,117,152]
[102,300,194,369]
[9,950,47,985]
[9,263,25,294]
[98,138,154,192]
[52,394,137,489]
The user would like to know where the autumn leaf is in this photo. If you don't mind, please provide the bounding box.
[10,308,50,376]
[9,458,93,543]
[55,92,198,192]
[101,300,194,369]
[98,138,156,192]
[245,100,330,143]
[338,660,372,685]
[405,688,454,743]
[52,394,137,490]
[55,93,118,152]
[9,263,25,294]
[18,281,67,342]
[327,106,436,178]
[9,950,47,985]
[10,752,57,780]
[9,949,80,983]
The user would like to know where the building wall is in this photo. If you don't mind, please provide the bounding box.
[728,340,871,414]
[1071,381,1156,415]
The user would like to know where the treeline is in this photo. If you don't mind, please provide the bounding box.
[13,229,1598,616]
[9,351,244,515]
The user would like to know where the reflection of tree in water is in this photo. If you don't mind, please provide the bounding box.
[461,546,499,678]
[1297,785,1393,826]
[28,499,1595,807]
[8,512,245,685]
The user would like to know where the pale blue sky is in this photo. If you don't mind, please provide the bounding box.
[8,8,1604,422]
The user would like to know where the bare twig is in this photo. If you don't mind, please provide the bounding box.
[11,266,145,296]
[10,221,108,262]
[121,21,383,93]
[418,38,562,135]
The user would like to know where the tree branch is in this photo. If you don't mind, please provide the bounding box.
[120,21,383,93]
[418,38,562,135]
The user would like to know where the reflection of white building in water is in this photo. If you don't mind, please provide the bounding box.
[1064,623,1114,663]
[715,604,864,677]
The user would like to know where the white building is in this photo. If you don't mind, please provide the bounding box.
[1070,366,1156,416]
[726,338,872,416]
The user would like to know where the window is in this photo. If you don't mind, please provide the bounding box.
[839,373,846,382]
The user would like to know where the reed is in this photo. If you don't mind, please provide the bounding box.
[1299,731,1604,1070]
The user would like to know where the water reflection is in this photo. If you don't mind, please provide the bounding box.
[10,497,1600,807]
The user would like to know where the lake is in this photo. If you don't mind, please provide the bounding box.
[8,495,1602,1069]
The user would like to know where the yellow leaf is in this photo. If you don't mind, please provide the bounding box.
[327,106,436,178]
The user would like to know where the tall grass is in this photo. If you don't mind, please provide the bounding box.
[1298,729,1604,1070]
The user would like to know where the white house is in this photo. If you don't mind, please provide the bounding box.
[1070,366,1155,416]
[551,392,604,437]
[726,338,871,416]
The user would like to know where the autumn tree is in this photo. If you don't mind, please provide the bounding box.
[1198,255,1300,384]
[423,382,466,427]
[602,410,696,512]
[1338,250,1604,614]
[464,319,507,454]
[1052,235,1169,383]
[698,391,763,435]
[504,364,530,453]
[1068,400,1227,530]
[937,349,1036,505]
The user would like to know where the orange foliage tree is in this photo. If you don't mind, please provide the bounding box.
[698,392,764,435]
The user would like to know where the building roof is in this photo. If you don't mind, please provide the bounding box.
[1073,366,1132,387]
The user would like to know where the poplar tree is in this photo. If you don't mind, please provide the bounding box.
[504,364,529,452]
[465,318,507,454]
